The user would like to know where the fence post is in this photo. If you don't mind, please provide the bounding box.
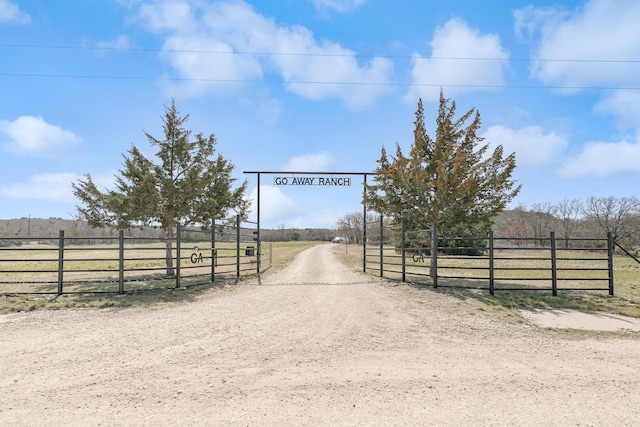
[489,230,494,296]
[431,222,438,288]
[57,230,64,295]
[236,214,241,278]
[255,227,260,275]
[362,215,367,275]
[550,231,557,296]
[401,218,406,282]
[118,230,124,295]
[256,229,261,274]
[211,223,216,283]
[607,232,614,296]
[379,215,384,278]
[362,225,366,273]
[175,223,181,289]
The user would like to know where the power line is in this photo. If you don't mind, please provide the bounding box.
[2,43,640,64]
[1,71,639,91]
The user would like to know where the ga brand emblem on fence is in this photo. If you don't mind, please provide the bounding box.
[190,246,204,264]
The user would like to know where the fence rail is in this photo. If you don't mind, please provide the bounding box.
[364,217,615,296]
[0,216,269,295]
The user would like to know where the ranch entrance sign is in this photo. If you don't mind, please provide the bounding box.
[272,176,352,186]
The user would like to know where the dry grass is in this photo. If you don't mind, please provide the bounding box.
[4,241,638,318]
[0,241,321,313]
[338,244,640,318]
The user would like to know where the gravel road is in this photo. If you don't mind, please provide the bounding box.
[1,244,639,426]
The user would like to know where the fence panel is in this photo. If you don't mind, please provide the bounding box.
[363,216,615,296]
[365,216,434,282]
[212,217,268,280]
[0,216,269,295]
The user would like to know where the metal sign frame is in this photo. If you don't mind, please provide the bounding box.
[243,171,374,272]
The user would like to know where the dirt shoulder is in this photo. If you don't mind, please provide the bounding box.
[521,307,640,332]
[1,244,639,426]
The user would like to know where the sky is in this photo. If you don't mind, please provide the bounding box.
[1,0,639,229]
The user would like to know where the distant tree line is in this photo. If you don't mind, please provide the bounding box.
[0,217,339,247]
[336,196,640,253]
[260,226,336,242]
[0,217,167,247]
[492,196,640,250]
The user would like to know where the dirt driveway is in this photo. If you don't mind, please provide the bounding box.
[1,244,639,426]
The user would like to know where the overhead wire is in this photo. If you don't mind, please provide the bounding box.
[2,42,640,63]
[2,43,639,90]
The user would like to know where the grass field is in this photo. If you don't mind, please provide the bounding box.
[0,241,255,293]
[343,244,640,319]
[2,240,639,318]
[0,241,321,313]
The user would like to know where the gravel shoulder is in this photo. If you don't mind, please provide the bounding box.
[1,244,639,426]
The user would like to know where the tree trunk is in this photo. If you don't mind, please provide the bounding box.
[165,224,175,276]
[430,222,438,278]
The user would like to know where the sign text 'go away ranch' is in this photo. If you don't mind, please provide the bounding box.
[273,176,352,186]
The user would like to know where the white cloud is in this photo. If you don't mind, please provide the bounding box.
[284,152,334,171]
[138,0,195,30]
[560,138,640,178]
[271,26,394,109]
[513,5,566,43]
[0,173,79,203]
[97,35,131,49]
[133,0,393,108]
[482,125,568,169]
[114,0,143,8]
[407,18,509,102]
[238,89,284,125]
[158,35,264,97]
[254,96,284,126]
[311,0,367,14]
[595,91,640,130]
[247,185,300,224]
[246,184,347,228]
[0,116,82,157]
[516,0,640,90]
[0,0,30,24]
[286,206,343,229]
[0,171,115,205]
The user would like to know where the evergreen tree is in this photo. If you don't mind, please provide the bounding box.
[366,92,520,244]
[72,100,248,275]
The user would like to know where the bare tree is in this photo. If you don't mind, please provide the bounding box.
[529,203,556,246]
[68,214,87,243]
[336,212,380,244]
[502,206,531,246]
[276,224,288,241]
[582,196,640,248]
[336,212,362,244]
[553,198,583,248]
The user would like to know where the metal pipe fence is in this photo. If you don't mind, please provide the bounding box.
[0,216,270,295]
[364,216,616,296]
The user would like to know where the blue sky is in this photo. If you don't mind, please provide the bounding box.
[1,0,639,229]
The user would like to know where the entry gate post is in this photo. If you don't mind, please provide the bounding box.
[363,174,367,273]
[257,172,261,273]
